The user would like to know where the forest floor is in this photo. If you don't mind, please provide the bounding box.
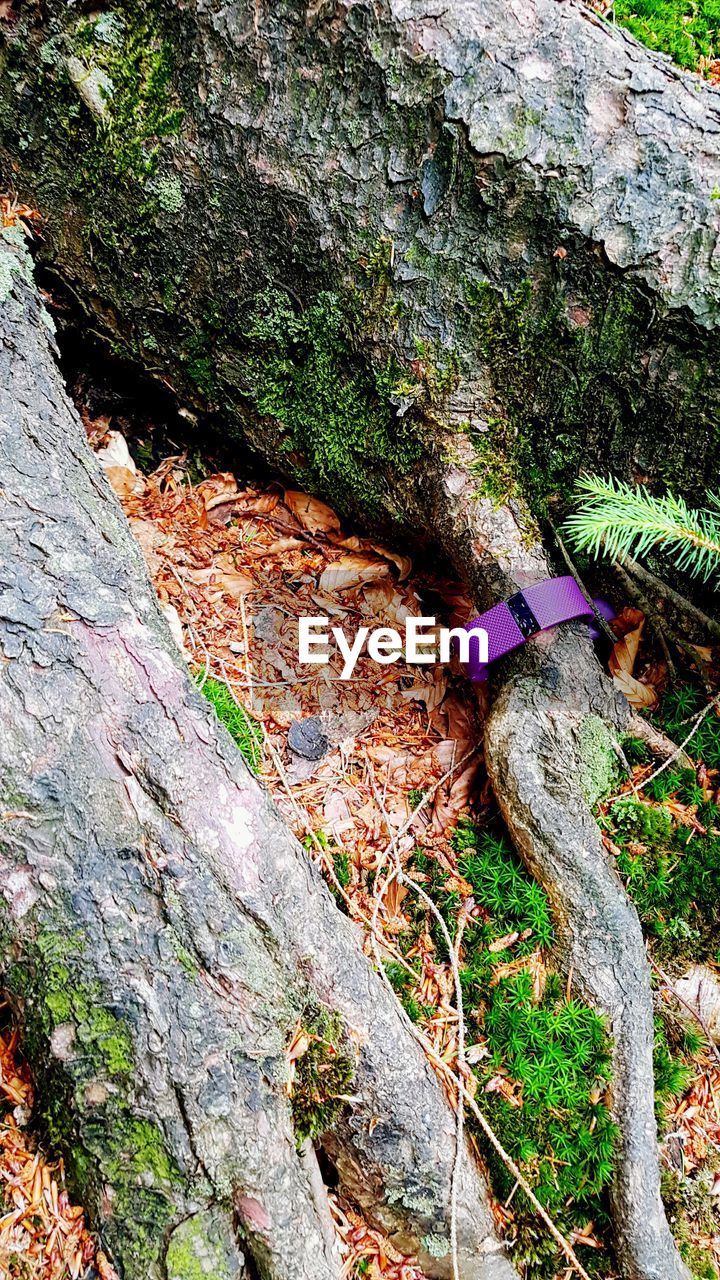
[3,387,719,1279]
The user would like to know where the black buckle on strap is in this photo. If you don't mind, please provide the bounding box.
[507,590,540,639]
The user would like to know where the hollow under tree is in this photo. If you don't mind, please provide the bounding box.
[2,0,720,1278]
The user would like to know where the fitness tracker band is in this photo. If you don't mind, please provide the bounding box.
[463,575,614,682]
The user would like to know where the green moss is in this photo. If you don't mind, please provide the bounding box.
[578,715,624,808]
[465,276,644,517]
[390,823,617,1277]
[66,8,183,183]
[614,0,720,72]
[422,1234,450,1259]
[166,1211,242,1280]
[469,416,522,506]
[288,1005,355,1146]
[241,288,426,513]
[0,916,190,1276]
[198,676,263,772]
[156,173,184,214]
[23,928,135,1076]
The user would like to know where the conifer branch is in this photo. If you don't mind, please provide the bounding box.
[564,475,720,582]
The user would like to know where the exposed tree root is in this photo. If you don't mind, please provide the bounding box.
[404,441,692,1280]
[0,249,516,1280]
[621,559,720,645]
[0,241,699,1280]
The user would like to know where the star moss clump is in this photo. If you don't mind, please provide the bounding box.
[387,823,618,1277]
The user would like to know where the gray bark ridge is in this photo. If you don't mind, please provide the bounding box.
[0,236,514,1280]
[392,0,720,324]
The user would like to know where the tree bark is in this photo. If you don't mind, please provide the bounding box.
[2,2,718,1277]
[0,239,515,1280]
[1,0,719,513]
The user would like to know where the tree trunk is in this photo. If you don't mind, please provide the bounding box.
[0,238,515,1280]
[2,2,718,1277]
[1,0,719,516]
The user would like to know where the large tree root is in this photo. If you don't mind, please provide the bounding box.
[406,447,691,1280]
[0,254,516,1277]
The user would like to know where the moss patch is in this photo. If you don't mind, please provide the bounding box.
[288,1005,355,1147]
[198,675,263,772]
[614,0,720,73]
[465,275,649,517]
[602,778,720,968]
[65,8,183,183]
[387,824,617,1278]
[166,1211,244,1280]
[578,715,624,808]
[2,919,189,1276]
[240,288,425,513]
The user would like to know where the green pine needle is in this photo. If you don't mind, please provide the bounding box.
[564,474,720,581]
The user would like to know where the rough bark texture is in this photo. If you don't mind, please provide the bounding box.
[1,0,719,523]
[1,3,717,1278]
[0,240,515,1280]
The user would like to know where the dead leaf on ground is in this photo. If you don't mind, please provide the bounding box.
[95,430,136,474]
[234,491,282,516]
[611,668,658,709]
[255,536,305,558]
[609,611,658,708]
[333,534,412,580]
[103,465,144,500]
[284,490,341,535]
[609,615,643,678]
[319,554,391,593]
[196,472,238,511]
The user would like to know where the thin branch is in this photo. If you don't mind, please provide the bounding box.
[621,556,720,643]
[631,695,720,795]
[550,521,617,642]
[627,712,693,771]
[649,956,720,1071]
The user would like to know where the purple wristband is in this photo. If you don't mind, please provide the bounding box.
[463,576,614,682]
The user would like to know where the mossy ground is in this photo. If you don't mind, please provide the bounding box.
[601,686,720,1276]
[606,689,720,969]
[387,823,618,1277]
[614,0,720,72]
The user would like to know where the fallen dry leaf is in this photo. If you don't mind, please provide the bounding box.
[284,490,341,535]
[103,465,141,499]
[196,472,238,511]
[95,430,136,474]
[318,554,391,593]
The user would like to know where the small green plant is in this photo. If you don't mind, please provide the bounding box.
[392,823,617,1275]
[614,0,720,72]
[197,676,262,772]
[288,1007,355,1146]
[565,474,720,581]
